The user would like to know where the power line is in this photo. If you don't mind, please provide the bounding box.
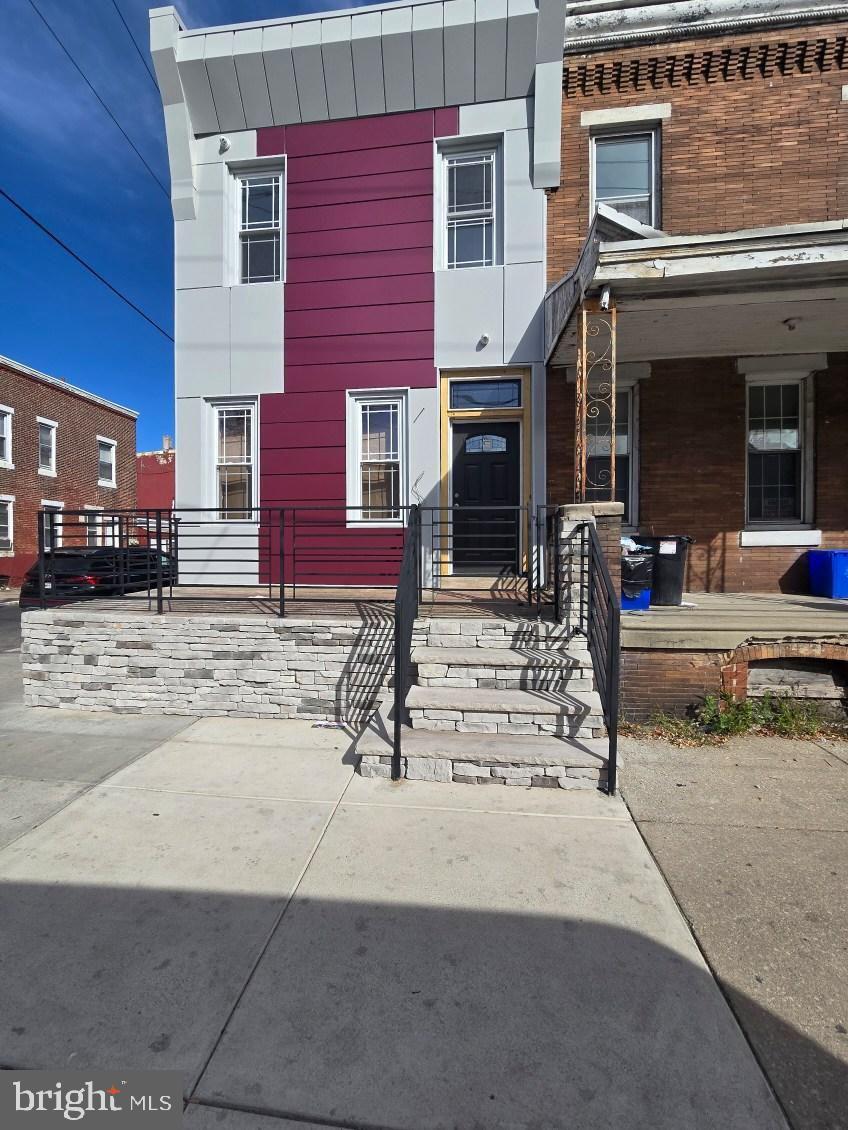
[0,186,173,342]
[26,0,169,200]
[109,0,159,93]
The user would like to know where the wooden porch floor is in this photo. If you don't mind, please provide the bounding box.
[622,591,848,649]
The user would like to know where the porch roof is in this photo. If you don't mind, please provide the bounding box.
[545,218,848,366]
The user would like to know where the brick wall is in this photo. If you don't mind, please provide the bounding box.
[621,648,724,721]
[546,360,848,597]
[548,354,848,593]
[0,362,136,585]
[548,21,848,281]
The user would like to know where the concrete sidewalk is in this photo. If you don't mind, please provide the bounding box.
[0,709,789,1129]
[622,735,848,1130]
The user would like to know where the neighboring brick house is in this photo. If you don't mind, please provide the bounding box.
[137,442,175,512]
[546,0,848,594]
[0,355,137,586]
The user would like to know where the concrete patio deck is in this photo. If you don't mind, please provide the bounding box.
[622,591,848,649]
[0,710,788,1129]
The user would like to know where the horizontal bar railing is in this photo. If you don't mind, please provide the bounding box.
[32,504,540,615]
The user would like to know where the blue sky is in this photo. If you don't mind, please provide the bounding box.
[0,0,363,451]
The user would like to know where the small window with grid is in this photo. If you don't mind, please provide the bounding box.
[352,397,402,519]
[445,150,496,270]
[215,404,254,519]
[747,382,804,523]
[239,172,283,284]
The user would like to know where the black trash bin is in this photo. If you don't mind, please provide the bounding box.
[638,536,694,606]
[621,553,654,610]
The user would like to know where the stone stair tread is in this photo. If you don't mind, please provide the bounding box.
[357,723,609,769]
[412,646,591,668]
[406,684,602,716]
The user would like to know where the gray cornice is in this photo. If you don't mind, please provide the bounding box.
[564,1,848,54]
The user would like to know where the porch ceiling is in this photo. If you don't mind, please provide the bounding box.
[546,220,848,366]
[551,284,848,366]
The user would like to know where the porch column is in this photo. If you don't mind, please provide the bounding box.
[574,295,617,503]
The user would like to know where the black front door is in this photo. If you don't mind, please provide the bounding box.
[451,421,521,572]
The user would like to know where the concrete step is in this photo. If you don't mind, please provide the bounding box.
[356,716,610,790]
[412,645,594,690]
[406,685,605,738]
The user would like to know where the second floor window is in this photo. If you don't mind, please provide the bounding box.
[97,438,116,487]
[215,403,254,519]
[0,407,12,466]
[445,150,497,270]
[239,173,283,284]
[592,131,659,226]
[38,418,57,475]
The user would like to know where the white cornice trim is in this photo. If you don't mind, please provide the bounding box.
[0,355,138,419]
[565,1,848,54]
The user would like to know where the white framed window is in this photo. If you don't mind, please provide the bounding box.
[83,505,104,547]
[0,406,13,468]
[746,377,810,526]
[0,495,13,553]
[347,392,407,524]
[443,147,499,270]
[97,436,117,487]
[591,129,660,226]
[238,170,283,284]
[37,417,57,476]
[41,500,64,548]
[213,402,255,519]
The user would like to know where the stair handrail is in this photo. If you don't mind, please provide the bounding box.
[584,521,620,795]
[392,505,421,779]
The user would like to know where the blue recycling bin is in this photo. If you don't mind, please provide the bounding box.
[808,550,848,598]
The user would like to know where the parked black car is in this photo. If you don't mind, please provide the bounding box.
[19,547,177,607]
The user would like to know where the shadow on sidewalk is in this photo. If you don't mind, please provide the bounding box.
[1,880,842,1128]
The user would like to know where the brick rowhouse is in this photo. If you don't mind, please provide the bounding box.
[0,356,137,586]
[546,19,848,594]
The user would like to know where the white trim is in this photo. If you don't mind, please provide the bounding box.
[36,417,57,477]
[0,404,13,469]
[740,529,822,547]
[346,389,409,528]
[40,499,64,549]
[590,126,661,228]
[580,103,671,129]
[738,354,828,376]
[96,435,117,488]
[0,494,13,554]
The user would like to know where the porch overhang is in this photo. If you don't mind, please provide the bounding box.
[545,219,848,366]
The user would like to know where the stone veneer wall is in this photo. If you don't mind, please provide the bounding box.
[21,609,588,721]
[21,610,397,721]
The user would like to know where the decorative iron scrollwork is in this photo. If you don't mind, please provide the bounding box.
[574,300,616,503]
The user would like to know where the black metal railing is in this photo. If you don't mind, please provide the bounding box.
[393,505,421,779]
[584,522,620,795]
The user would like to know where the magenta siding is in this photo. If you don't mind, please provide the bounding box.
[258,108,458,584]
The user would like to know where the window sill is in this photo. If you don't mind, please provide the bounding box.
[739,529,822,548]
[346,518,405,531]
[38,468,56,478]
[98,481,117,489]
[0,463,13,471]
